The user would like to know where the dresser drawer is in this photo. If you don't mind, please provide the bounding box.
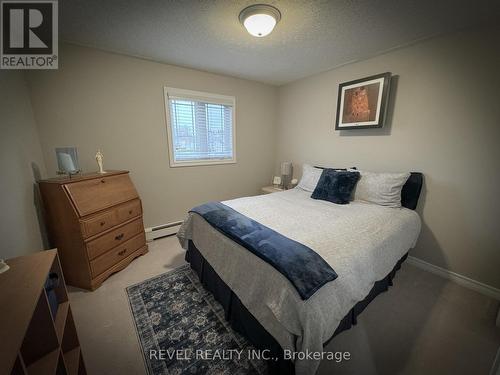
[116,199,142,223]
[90,232,146,277]
[80,210,116,238]
[65,173,138,217]
[86,218,144,260]
[80,199,142,239]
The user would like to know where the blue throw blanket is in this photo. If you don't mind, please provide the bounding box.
[190,202,338,300]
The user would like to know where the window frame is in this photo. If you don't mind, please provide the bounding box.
[164,87,237,168]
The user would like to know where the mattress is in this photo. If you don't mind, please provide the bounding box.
[177,188,421,375]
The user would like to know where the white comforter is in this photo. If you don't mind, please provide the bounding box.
[177,188,421,375]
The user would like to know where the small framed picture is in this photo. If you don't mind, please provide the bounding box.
[335,72,391,130]
[55,147,80,175]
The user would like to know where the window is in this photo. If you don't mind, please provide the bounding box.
[164,87,236,167]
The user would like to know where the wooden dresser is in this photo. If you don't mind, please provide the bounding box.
[0,250,86,375]
[39,170,148,290]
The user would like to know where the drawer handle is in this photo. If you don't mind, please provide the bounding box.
[115,233,124,241]
[118,249,127,256]
[101,179,106,183]
[129,210,133,215]
[100,221,105,226]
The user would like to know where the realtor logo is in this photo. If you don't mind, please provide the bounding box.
[1,0,58,69]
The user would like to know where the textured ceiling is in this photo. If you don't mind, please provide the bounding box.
[60,0,500,85]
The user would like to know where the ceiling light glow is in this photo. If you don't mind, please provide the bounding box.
[239,4,281,38]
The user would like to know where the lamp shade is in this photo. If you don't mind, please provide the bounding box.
[281,161,292,176]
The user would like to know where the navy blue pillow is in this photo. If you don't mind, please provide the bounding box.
[311,169,360,204]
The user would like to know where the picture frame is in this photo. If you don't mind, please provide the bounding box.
[335,72,391,130]
[55,147,81,176]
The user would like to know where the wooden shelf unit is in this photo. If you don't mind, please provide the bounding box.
[0,250,87,375]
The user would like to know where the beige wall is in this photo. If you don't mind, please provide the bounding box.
[0,71,47,259]
[276,26,500,288]
[26,44,278,228]
[14,27,500,288]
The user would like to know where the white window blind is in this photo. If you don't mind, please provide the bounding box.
[165,88,236,167]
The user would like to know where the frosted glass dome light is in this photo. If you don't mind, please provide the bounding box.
[239,4,281,38]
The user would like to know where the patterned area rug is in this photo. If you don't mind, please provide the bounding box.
[126,265,267,375]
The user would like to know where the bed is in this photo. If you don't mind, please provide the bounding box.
[177,173,423,375]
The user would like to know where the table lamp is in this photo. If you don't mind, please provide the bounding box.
[281,161,292,190]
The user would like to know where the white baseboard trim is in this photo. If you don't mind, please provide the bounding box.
[407,256,500,301]
[145,221,183,241]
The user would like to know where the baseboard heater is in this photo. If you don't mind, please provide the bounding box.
[145,221,183,241]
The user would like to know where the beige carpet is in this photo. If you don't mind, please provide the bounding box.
[68,236,500,375]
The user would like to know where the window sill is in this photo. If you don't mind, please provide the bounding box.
[169,159,237,168]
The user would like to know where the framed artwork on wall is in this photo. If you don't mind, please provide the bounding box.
[335,72,391,130]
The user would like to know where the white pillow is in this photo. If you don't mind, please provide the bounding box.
[297,164,323,192]
[353,170,410,208]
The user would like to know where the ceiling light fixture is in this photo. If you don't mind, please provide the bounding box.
[239,4,281,38]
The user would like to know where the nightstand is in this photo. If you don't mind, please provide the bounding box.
[261,185,284,194]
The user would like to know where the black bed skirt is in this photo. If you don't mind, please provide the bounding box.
[185,240,408,375]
